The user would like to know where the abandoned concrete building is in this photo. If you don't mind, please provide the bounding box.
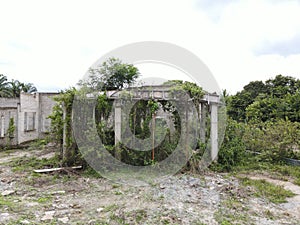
[0,92,57,146]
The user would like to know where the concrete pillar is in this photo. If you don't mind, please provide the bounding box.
[200,103,206,143]
[114,103,122,146]
[210,103,218,161]
[62,103,67,160]
[114,101,122,160]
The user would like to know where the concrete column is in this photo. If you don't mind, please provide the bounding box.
[210,103,218,161]
[62,103,67,160]
[200,103,206,143]
[114,103,122,146]
[114,101,122,160]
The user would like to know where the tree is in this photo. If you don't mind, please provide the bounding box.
[78,58,140,91]
[8,79,37,97]
[265,74,300,98]
[0,74,11,97]
[227,75,300,122]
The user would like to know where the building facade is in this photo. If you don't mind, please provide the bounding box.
[0,92,57,146]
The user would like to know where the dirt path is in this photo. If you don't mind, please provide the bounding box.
[249,174,300,219]
[1,148,300,224]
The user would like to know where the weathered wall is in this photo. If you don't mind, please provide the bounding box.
[17,93,57,144]
[39,93,57,134]
[0,108,18,146]
[0,93,58,146]
[17,93,39,144]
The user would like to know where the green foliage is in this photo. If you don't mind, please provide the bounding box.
[147,99,159,114]
[9,155,61,172]
[227,75,300,122]
[78,57,140,91]
[166,80,205,106]
[0,74,12,97]
[243,119,300,162]
[7,118,15,138]
[211,119,246,172]
[48,87,78,164]
[8,79,37,97]
[49,58,141,166]
[0,74,37,98]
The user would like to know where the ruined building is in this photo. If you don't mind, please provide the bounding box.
[0,92,57,146]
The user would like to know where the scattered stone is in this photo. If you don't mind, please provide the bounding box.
[52,203,69,209]
[47,142,56,147]
[70,203,81,209]
[58,217,69,224]
[97,207,104,212]
[50,190,66,195]
[1,190,15,196]
[20,219,30,224]
[41,211,55,221]
[1,212,10,217]
[26,202,39,207]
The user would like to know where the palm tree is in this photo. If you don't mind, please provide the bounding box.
[9,79,23,97]
[0,74,12,97]
[8,80,37,97]
[21,83,37,93]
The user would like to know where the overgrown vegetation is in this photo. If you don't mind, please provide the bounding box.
[212,75,300,172]
[239,177,295,203]
[49,58,205,168]
[47,55,300,189]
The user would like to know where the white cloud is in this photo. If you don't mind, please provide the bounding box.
[0,0,300,94]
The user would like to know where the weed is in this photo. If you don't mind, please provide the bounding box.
[239,177,295,203]
[36,195,52,204]
[0,195,14,209]
[103,204,119,213]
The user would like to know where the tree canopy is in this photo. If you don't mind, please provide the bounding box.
[78,58,140,91]
[227,75,300,122]
[0,74,37,98]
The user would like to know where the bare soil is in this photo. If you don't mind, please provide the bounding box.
[1,147,300,225]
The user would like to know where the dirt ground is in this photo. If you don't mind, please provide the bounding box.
[1,147,300,225]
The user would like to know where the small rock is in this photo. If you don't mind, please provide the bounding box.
[20,219,30,224]
[160,185,166,189]
[41,211,55,221]
[26,202,39,207]
[50,190,66,195]
[97,207,104,212]
[58,217,69,224]
[1,212,9,217]
[47,142,56,147]
[70,203,81,209]
[1,190,15,196]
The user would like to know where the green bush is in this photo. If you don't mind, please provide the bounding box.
[211,119,246,172]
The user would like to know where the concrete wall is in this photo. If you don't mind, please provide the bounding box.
[17,93,40,144]
[18,92,57,144]
[0,98,19,146]
[39,93,57,134]
[0,108,18,146]
[0,93,58,146]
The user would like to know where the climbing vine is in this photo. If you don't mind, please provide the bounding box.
[7,118,15,138]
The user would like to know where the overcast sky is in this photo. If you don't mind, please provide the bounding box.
[1,0,300,94]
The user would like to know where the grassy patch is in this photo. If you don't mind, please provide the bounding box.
[103,204,119,213]
[214,208,249,225]
[9,155,60,172]
[239,177,295,203]
[36,195,52,204]
[0,195,15,209]
[232,158,300,186]
[81,166,102,178]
